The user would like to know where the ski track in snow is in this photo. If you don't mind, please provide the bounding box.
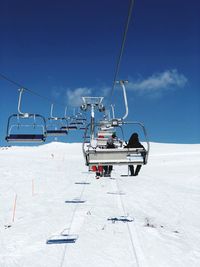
[0,142,200,267]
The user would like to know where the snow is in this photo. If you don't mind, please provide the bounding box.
[0,141,200,267]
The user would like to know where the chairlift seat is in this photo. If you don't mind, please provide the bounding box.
[85,147,147,166]
[46,130,68,136]
[6,134,46,142]
[68,125,78,130]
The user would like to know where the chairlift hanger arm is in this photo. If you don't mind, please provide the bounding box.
[109,80,129,123]
[17,88,30,117]
[64,106,68,118]
[50,104,59,120]
[48,104,67,121]
[115,80,129,121]
[111,104,115,119]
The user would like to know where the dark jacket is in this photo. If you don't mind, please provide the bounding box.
[106,137,115,149]
[125,133,144,149]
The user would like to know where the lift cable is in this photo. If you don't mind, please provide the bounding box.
[1,0,135,109]
[109,0,135,104]
[0,72,66,107]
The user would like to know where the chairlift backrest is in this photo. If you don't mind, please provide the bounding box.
[46,105,69,137]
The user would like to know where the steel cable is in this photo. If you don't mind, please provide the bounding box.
[109,0,135,104]
[0,72,66,107]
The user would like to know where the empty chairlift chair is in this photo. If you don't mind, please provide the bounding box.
[46,104,68,136]
[6,114,47,143]
[5,89,47,143]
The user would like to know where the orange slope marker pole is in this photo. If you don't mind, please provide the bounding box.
[12,194,17,223]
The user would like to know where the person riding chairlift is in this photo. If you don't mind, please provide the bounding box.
[95,132,117,178]
[103,132,116,177]
[125,132,144,176]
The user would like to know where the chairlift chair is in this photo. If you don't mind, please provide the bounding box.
[81,81,150,172]
[46,118,68,136]
[67,116,85,130]
[82,121,149,168]
[46,104,68,136]
[5,114,47,143]
[5,89,47,143]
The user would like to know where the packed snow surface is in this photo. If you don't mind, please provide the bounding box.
[0,142,200,267]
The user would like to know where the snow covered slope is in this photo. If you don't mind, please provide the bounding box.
[0,142,200,267]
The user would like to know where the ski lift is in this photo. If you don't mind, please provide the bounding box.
[80,96,105,137]
[56,106,77,131]
[67,109,87,130]
[46,104,68,136]
[75,111,87,122]
[83,121,149,166]
[5,89,47,143]
[67,119,78,130]
[82,81,150,170]
[76,112,87,130]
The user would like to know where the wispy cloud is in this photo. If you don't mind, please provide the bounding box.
[101,86,111,97]
[127,69,188,94]
[66,87,92,107]
[51,86,65,100]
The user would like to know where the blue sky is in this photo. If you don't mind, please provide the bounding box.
[0,0,199,145]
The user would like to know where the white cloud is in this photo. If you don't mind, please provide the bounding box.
[66,87,92,107]
[127,69,188,93]
[51,88,62,99]
[101,86,111,97]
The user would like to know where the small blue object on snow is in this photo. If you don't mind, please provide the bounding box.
[65,198,86,203]
[107,216,134,223]
[107,191,126,195]
[75,182,91,185]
